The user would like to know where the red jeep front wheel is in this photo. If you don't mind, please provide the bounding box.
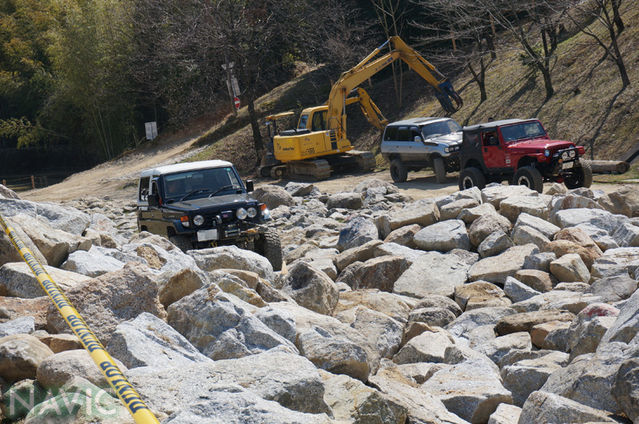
[564,160,593,189]
[459,167,486,190]
[513,166,543,193]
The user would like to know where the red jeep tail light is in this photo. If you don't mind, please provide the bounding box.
[577,146,585,155]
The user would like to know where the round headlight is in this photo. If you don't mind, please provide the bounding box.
[544,149,550,157]
[247,207,257,218]
[444,147,450,153]
[236,208,248,220]
[193,215,204,226]
[569,150,576,158]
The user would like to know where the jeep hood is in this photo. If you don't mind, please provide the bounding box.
[164,193,256,212]
[424,132,462,145]
[507,137,575,153]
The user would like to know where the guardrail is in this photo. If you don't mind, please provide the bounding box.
[0,214,160,424]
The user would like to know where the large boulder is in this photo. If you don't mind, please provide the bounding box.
[0,262,90,299]
[393,252,471,298]
[393,329,455,364]
[46,264,166,346]
[481,185,537,208]
[591,247,639,279]
[495,310,575,336]
[469,244,539,284]
[282,261,338,315]
[446,306,516,339]
[475,332,532,365]
[107,312,211,369]
[334,289,416,324]
[0,334,53,381]
[383,224,421,248]
[337,256,410,292]
[518,391,619,423]
[458,203,498,225]
[454,281,509,311]
[413,219,470,252]
[606,185,639,217]
[513,269,554,293]
[188,246,274,281]
[501,352,569,407]
[549,253,590,283]
[588,273,637,303]
[553,208,627,234]
[320,370,406,424]
[336,306,403,359]
[251,185,295,209]
[511,225,550,250]
[567,303,618,360]
[61,247,126,277]
[478,230,514,259]
[337,217,379,251]
[0,316,35,337]
[499,195,549,222]
[167,287,296,360]
[36,349,126,389]
[503,276,541,303]
[514,213,560,239]
[469,213,513,247]
[326,192,364,209]
[333,240,383,272]
[387,199,440,230]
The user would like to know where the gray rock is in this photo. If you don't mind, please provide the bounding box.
[333,240,383,272]
[421,359,513,423]
[414,219,470,252]
[553,208,628,234]
[337,216,379,251]
[282,261,338,315]
[440,198,481,221]
[469,213,513,247]
[499,195,550,222]
[393,329,455,364]
[189,245,274,281]
[107,312,211,369]
[46,264,166,346]
[522,251,556,272]
[501,352,568,406]
[0,316,35,337]
[495,310,575,336]
[0,198,90,235]
[488,403,521,424]
[326,192,364,209]
[510,290,601,314]
[454,281,508,311]
[613,222,639,247]
[514,213,560,239]
[0,334,53,381]
[389,199,441,230]
[36,349,126,389]
[478,230,514,259]
[613,357,639,423]
[61,247,126,277]
[504,276,542,303]
[337,255,409,292]
[475,332,532,365]
[567,304,618,360]
[335,289,416,324]
[168,287,296,360]
[435,187,482,210]
[0,184,19,199]
[0,262,90,299]
[336,306,403,359]
[518,390,619,424]
[446,307,516,339]
[513,269,554,293]
[393,252,470,298]
[373,242,426,264]
[383,224,421,248]
[284,182,316,197]
[600,288,639,346]
[408,306,457,327]
[588,273,637,302]
[370,367,470,424]
[591,247,639,280]
[450,248,481,266]
[458,203,498,225]
[481,185,537,208]
[575,223,619,251]
[254,306,297,343]
[252,185,295,209]
[469,244,539,284]
[549,253,590,283]
[511,225,550,250]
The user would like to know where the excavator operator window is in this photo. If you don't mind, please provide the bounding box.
[311,111,327,131]
[298,115,309,130]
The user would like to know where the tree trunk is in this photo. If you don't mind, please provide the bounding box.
[611,0,624,34]
[467,61,487,104]
[607,15,630,87]
[540,66,554,99]
[247,94,264,166]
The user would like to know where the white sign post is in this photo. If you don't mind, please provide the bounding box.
[145,122,158,140]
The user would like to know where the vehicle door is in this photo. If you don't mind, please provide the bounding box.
[146,178,167,235]
[394,126,420,162]
[481,130,506,169]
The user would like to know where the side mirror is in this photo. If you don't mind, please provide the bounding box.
[414,135,423,143]
[148,193,159,207]
[245,180,254,192]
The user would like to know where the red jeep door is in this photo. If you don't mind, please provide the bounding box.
[482,131,506,168]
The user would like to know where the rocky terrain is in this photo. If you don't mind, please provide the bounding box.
[1,179,639,423]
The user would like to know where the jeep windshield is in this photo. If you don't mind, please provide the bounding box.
[501,121,547,143]
[422,120,461,139]
[162,167,242,203]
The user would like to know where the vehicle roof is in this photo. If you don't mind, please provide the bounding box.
[386,117,452,127]
[140,160,234,177]
[463,118,537,131]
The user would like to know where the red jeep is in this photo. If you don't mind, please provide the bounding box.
[458,119,592,193]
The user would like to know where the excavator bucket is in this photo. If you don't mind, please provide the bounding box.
[435,81,463,113]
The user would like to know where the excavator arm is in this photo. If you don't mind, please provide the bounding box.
[327,36,462,137]
[349,87,389,131]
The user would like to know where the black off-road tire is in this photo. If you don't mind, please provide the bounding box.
[390,159,407,183]
[458,167,486,190]
[255,229,283,271]
[513,166,544,193]
[564,160,593,189]
[169,234,192,252]
[433,157,447,184]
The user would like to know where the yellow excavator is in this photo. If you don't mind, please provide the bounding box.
[259,36,463,180]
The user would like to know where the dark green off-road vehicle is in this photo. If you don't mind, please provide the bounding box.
[136,160,282,270]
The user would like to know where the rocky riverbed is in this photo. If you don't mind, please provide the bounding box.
[1,180,639,423]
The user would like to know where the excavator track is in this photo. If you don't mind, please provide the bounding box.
[276,152,375,181]
[286,159,332,180]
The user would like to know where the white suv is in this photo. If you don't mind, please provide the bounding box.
[380,117,462,183]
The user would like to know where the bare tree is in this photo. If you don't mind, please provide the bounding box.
[478,0,569,100]
[414,0,496,104]
[564,0,630,88]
